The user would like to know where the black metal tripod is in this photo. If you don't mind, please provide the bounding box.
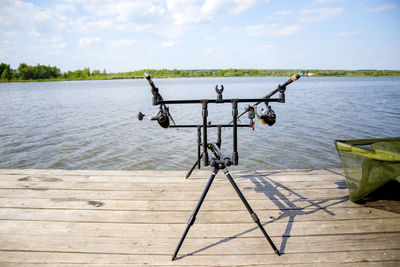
[172,143,280,260]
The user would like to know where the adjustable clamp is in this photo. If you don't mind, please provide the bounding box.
[210,158,232,169]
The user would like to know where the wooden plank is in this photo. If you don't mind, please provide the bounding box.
[0,250,398,265]
[1,197,396,211]
[0,179,347,190]
[0,170,346,198]
[0,170,344,181]
[0,187,349,201]
[1,263,398,267]
[0,233,399,255]
[0,168,345,182]
[0,206,399,224]
[0,169,202,177]
[0,170,341,179]
[0,168,342,176]
[0,219,398,238]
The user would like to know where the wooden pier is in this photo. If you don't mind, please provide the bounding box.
[0,168,399,266]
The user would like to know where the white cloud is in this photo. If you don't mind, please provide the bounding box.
[201,0,227,14]
[162,41,177,47]
[334,30,364,37]
[117,2,165,23]
[269,6,342,24]
[67,1,166,33]
[0,0,270,52]
[77,18,115,32]
[0,0,90,43]
[201,0,262,15]
[166,0,266,25]
[108,39,136,48]
[365,4,396,13]
[266,10,294,20]
[51,42,68,49]
[79,37,101,47]
[54,2,76,13]
[0,0,51,35]
[260,44,277,50]
[205,35,217,41]
[247,23,301,37]
[166,0,206,25]
[298,7,343,23]
[313,0,346,5]
[0,0,166,37]
[80,1,165,23]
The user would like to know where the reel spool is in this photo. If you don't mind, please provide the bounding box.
[259,106,276,126]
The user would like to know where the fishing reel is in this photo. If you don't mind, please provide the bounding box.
[137,72,175,128]
[259,106,276,126]
[243,104,276,127]
[137,105,171,128]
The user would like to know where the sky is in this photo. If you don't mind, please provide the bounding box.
[0,0,399,73]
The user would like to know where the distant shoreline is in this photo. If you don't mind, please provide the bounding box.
[1,66,400,83]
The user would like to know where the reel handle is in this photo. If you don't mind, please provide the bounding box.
[137,111,146,121]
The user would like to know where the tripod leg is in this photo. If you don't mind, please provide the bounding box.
[172,168,219,261]
[185,153,203,179]
[224,169,280,255]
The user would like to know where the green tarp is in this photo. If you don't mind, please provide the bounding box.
[335,137,400,202]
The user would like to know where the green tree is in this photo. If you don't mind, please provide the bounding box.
[0,63,10,77]
[72,70,83,78]
[1,68,11,80]
[82,67,90,77]
[172,69,180,77]
[92,69,101,76]
[18,63,33,80]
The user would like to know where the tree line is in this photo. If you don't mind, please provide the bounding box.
[1,62,400,82]
[102,68,400,79]
[0,63,106,81]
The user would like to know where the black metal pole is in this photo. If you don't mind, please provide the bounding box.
[157,98,281,105]
[224,170,280,255]
[202,100,209,166]
[197,126,201,169]
[169,124,251,128]
[217,125,222,148]
[185,153,203,179]
[172,167,219,261]
[232,100,239,165]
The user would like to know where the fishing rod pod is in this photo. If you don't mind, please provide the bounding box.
[138,71,302,261]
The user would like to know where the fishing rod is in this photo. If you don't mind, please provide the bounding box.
[231,72,303,126]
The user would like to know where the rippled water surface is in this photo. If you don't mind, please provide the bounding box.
[1,77,399,170]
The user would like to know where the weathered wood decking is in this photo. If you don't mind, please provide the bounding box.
[0,168,399,266]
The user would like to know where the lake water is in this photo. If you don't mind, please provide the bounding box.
[0,77,399,170]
